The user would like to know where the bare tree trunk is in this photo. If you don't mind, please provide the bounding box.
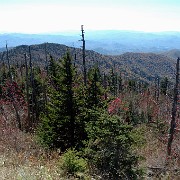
[167,58,179,155]
[74,53,76,68]
[156,77,160,102]
[29,46,35,125]
[81,25,87,86]
[6,43,21,129]
[1,52,5,82]
[12,101,21,130]
[6,42,12,80]
[24,53,31,129]
[45,42,49,75]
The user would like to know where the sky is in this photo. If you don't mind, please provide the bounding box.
[0,0,180,33]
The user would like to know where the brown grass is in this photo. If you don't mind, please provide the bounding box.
[138,125,180,179]
[0,110,179,179]
[0,114,64,180]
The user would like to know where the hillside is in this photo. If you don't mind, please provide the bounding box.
[161,49,180,59]
[0,43,177,83]
[0,43,179,179]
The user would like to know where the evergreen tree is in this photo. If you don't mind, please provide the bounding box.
[38,52,83,150]
[118,74,123,93]
[109,68,118,97]
[128,79,137,92]
[48,55,60,88]
[86,65,104,109]
[160,77,169,95]
[85,110,143,179]
[31,68,45,124]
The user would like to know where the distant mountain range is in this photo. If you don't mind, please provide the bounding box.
[1,31,180,55]
[0,43,176,83]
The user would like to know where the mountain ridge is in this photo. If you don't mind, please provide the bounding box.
[160,49,180,59]
[0,43,176,83]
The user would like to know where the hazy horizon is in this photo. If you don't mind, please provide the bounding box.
[1,29,180,35]
[0,0,180,34]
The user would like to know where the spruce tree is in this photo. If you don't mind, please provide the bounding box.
[31,67,45,124]
[85,110,143,179]
[86,65,104,109]
[109,68,117,97]
[38,52,83,151]
[160,77,169,95]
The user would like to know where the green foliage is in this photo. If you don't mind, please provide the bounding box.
[126,100,146,125]
[0,68,8,84]
[38,52,86,151]
[10,66,17,80]
[37,114,56,148]
[48,55,59,83]
[60,148,88,178]
[84,109,144,179]
[118,74,123,92]
[38,53,73,149]
[128,79,137,91]
[30,68,45,123]
[160,77,169,95]
[86,66,104,109]
[108,68,118,96]
[157,119,169,135]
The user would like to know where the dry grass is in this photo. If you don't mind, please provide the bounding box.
[0,112,66,180]
[0,154,61,179]
[0,137,62,179]
[138,125,180,179]
[0,110,180,179]
[0,114,91,180]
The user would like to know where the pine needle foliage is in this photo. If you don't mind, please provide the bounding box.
[38,52,82,151]
[85,109,143,179]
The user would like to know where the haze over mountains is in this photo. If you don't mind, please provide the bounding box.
[1,31,180,55]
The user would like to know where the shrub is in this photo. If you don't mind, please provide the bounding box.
[60,148,88,178]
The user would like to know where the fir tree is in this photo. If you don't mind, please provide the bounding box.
[85,110,144,179]
[109,68,118,97]
[38,52,83,150]
[160,77,169,95]
[86,65,104,109]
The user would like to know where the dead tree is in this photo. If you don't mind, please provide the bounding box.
[74,53,77,68]
[24,53,31,129]
[5,43,21,129]
[6,42,12,80]
[81,25,87,86]
[0,52,5,82]
[167,58,179,155]
[45,42,48,75]
[156,77,160,102]
[29,46,35,125]
[72,45,76,68]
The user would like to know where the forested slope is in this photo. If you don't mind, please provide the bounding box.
[0,43,176,83]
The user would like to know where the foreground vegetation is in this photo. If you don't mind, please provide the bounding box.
[0,48,180,179]
[0,124,179,179]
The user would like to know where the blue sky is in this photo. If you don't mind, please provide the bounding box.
[0,0,180,33]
